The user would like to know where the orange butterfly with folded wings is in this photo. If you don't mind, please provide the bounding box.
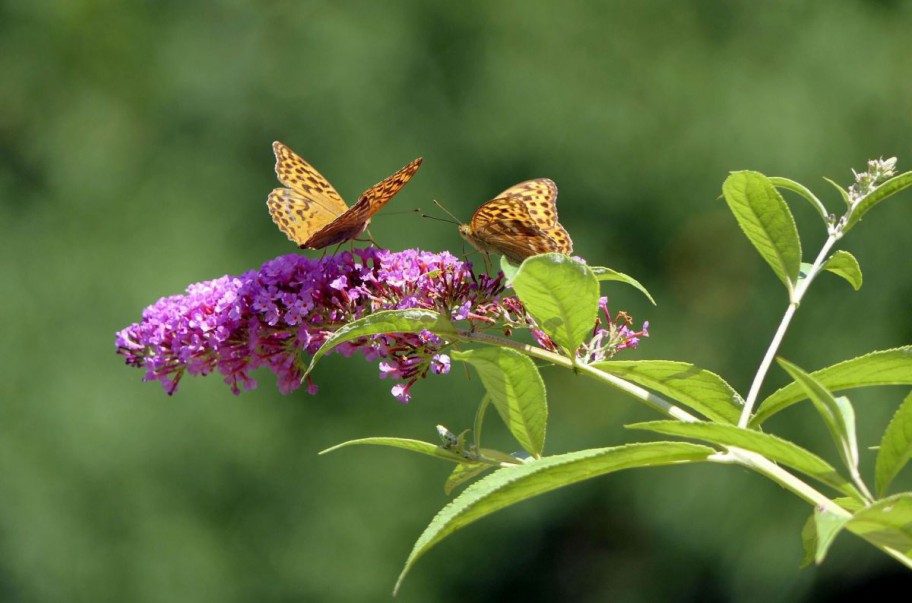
[458,178,573,264]
[267,141,422,249]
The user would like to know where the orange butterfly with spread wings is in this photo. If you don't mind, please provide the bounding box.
[267,141,422,249]
[458,178,573,264]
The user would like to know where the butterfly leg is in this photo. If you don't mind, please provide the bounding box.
[330,241,347,257]
[459,242,485,274]
[365,227,381,249]
[482,252,492,274]
[459,241,471,266]
[352,229,381,249]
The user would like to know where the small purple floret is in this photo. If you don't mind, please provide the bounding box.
[431,354,451,375]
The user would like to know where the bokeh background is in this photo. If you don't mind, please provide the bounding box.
[2,1,912,601]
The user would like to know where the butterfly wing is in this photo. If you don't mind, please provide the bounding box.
[304,156,423,249]
[268,141,350,247]
[492,178,573,255]
[272,141,348,212]
[267,188,346,247]
[493,179,559,227]
[357,156,424,211]
[541,223,573,255]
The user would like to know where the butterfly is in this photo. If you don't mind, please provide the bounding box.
[267,141,422,249]
[458,178,573,264]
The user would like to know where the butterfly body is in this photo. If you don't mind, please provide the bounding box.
[268,141,422,249]
[458,178,573,264]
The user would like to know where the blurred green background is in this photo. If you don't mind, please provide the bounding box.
[2,1,912,601]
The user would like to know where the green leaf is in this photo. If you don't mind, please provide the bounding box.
[846,493,912,556]
[589,266,657,305]
[776,359,861,477]
[319,437,468,464]
[475,447,520,465]
[801,506,850,566]
[833,496,866,513]
[754,347,912,426]
[769,176,829,223]
[499,255,520,283]
[875,392,912,497]
[453,347,548,458]
[510,254,599,354]
[721,171,802,292]
[845,171,912,232]
[393,442,714,595]
[822,177,851,207]
[303,309,455,379]
[799,514,817,568]
[822,250,863,291]
[473,395,491,451]
[628,421,864,499]
[591,360,743,424]
[824,398,860,468]
[444,463,492,496]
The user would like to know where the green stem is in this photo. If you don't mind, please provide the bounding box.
[738,233,840,427]
[845,459,875,502]
[711,448,912,568]
[716,447,848,511]
[455,329,700,422]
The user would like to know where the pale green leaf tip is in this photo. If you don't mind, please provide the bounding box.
[318,443,345,455]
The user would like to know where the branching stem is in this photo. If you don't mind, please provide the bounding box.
[451,329,912,564]
[455,329,699,422]
[738,233,840,427]
[455,330,847,512]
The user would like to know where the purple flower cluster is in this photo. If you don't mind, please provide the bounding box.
[116,248,648,401]
[117,249,505,401]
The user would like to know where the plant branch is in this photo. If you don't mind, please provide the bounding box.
[455,335,851,507]
[738,233,840,427]
[455,330,700,422]
[716,447,848,511]
[455,330,912,568]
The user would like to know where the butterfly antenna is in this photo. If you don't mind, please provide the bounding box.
[420,213,459,225]
[372,208,419,218]
[432,200,463,224]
